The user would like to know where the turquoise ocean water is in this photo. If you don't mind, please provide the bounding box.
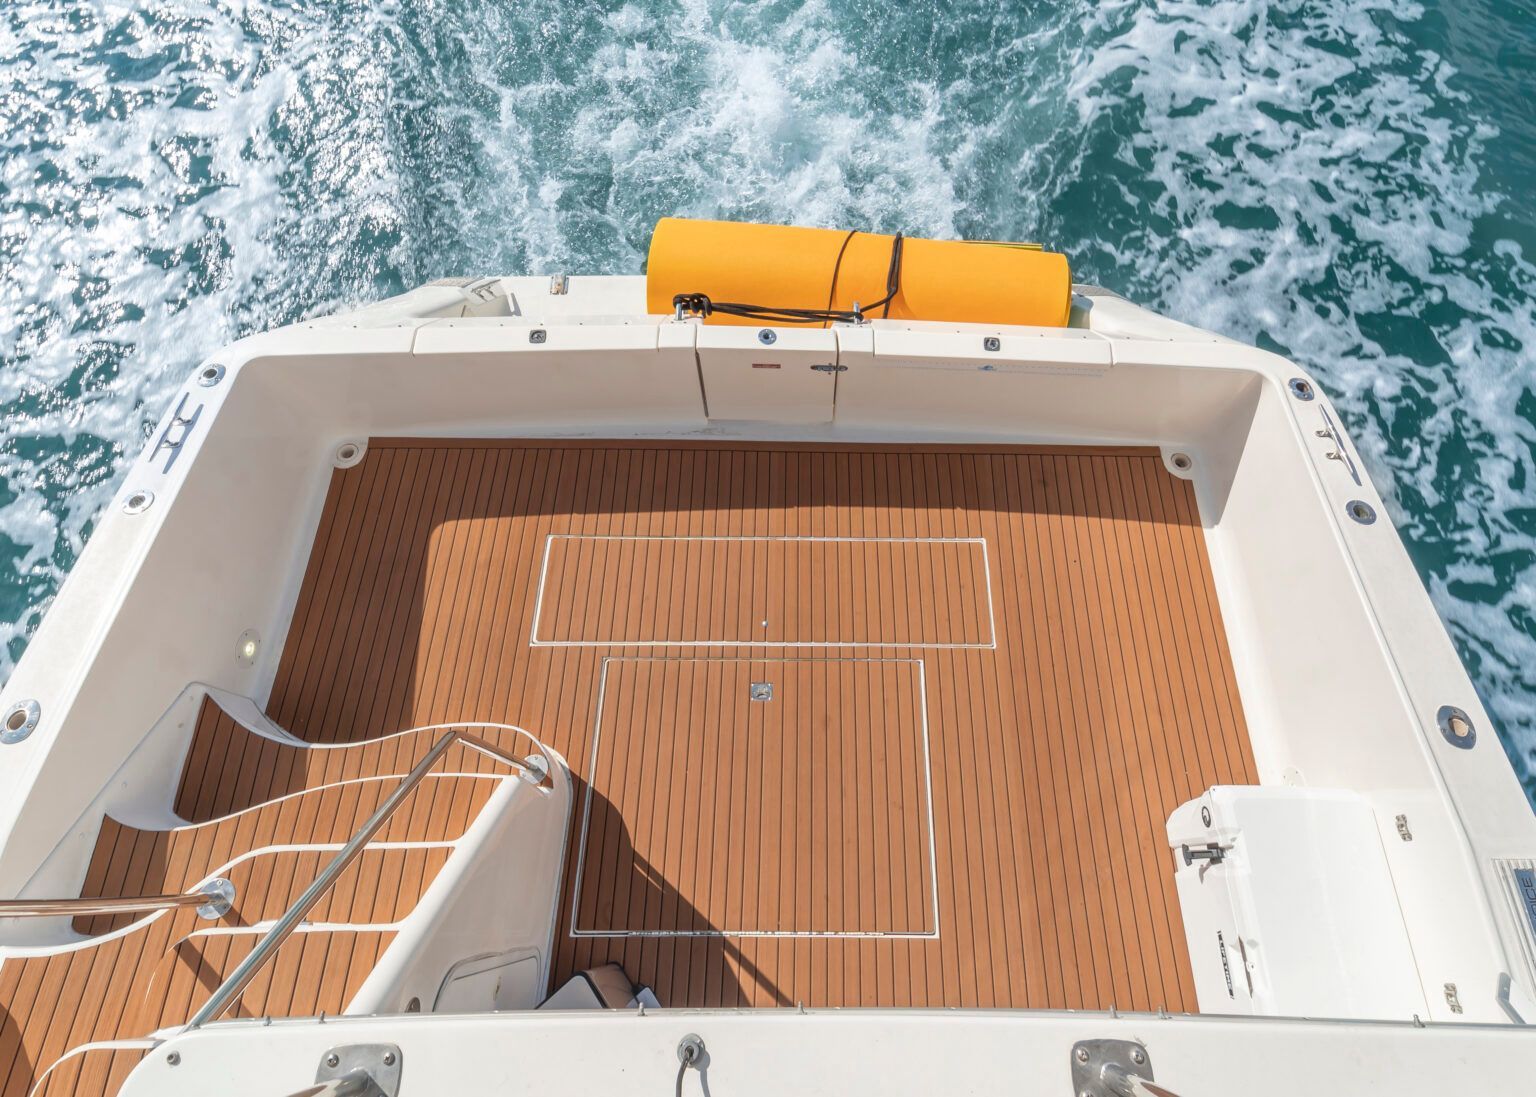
[2,1,1534,803]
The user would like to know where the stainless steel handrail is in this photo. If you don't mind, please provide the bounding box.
[0,877,236,920]
[283,1072,375,1097]
[188,725,551,1027]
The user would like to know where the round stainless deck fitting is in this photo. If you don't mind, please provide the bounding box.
[1437,705,1477,749]
[2,699,41,745]
[677,1034,706,1066]
[1288,377,1316,401]
[195,877,237,919]
[983,336,1001,352]
[333,441,366,469]
[519,753,550,786]
[757,328,777,345]
[122,489,154,515]
[529,328,547,344]
[1345,499,1377,525]
[1169,452,1193,472]
[195,363,226,387]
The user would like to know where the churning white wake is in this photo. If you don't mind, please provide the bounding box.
[2,0,1532,792]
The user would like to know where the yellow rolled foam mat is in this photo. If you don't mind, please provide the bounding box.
[645,217,1071,327]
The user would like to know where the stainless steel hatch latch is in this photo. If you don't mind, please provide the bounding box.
[1179,843,1226,866]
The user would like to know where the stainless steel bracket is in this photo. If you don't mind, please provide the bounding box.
[194,876,236,920]
[312,1044,402,1097]
[1071,1039,1168,1097]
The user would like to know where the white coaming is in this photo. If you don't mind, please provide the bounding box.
[123,1009,1536,1097]
[0,276,1531,1035]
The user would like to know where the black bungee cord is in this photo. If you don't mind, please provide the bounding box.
[672,230,905,326]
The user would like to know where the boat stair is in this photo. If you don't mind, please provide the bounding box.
[0,705,564,1097]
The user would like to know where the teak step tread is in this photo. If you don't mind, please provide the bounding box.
[30,1047,146,1097]
[133,928,394,1031]
[77,775,496,934]
[0,846,444,1097]
[174,701,516,823]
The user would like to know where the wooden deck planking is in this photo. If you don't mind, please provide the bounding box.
[573,658,933,937]
[30,1048,146,1097]
[534,535,993,646]
[260,440,1257,1012]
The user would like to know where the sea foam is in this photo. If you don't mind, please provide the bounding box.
[1,0,1532,799]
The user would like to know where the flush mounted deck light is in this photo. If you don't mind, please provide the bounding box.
[236,629,260,667]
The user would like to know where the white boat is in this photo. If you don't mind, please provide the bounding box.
[2,219,1533,1095]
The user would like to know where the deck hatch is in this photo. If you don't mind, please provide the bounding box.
[531,534,996,648]
[571,656,938,938]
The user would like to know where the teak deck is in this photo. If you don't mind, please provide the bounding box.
[267,439,1257,1011]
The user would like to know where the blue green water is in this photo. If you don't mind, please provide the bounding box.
[2,1,1534,803]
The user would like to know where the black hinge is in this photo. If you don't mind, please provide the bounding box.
[810,363,848,373]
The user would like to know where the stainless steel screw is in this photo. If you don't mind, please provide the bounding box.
[325,1053,340,1068]
[1130,1048,1146,1065]
[1074,1047,1090,1064]
[383,1052,396,1066]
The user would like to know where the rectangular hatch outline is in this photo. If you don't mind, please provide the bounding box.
[570,655,940,940]
[530,533,998,649]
